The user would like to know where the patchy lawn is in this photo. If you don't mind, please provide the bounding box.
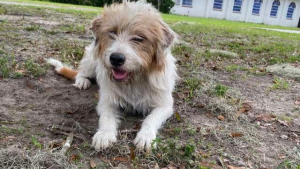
[0,1,299,168]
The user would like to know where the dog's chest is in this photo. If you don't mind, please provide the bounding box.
[116,81,154,114]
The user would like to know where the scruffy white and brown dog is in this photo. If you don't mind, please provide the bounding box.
[48,0,177,151]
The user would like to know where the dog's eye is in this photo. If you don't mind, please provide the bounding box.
[131,36,144,43]
[109,30,117,35]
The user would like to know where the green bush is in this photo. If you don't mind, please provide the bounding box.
[147,0,175,13]
[38,0,174,13]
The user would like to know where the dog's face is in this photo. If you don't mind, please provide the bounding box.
[91,1,176,82]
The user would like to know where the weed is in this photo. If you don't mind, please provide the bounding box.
[172,44,195,56]
[24,59,47,77]
[150,138,198,168]
[271,77,289,90]
[31,136,43,149]
[276,160,300,169]
[183,78,201,98]
[42,29,58,35]
[52,40,85,64]
[58,24,86,34]
[0,56,10,78]
[214,84,228,97]
[25,25,40,31]
[0,5,7,15]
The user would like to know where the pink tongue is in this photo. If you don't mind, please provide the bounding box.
[113,69,128,80]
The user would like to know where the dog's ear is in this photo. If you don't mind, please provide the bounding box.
[90,17,102,37]
[160,20,177,48]
[153,21,177,72]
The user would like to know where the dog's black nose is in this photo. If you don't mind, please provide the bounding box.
[110,53,125,66]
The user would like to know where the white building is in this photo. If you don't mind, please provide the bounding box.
[171,0,300,27]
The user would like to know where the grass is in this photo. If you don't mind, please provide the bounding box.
[24,25,40,31]
[24,59,48,77]
[58,24,86,34]
[271,77,290,90]
[0,54,47,78]
[31,136,43,149]
[214,84,229,97]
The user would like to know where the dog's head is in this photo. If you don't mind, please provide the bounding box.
[91,1,176,82]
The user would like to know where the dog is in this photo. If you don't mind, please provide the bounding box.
[48,0,178,151]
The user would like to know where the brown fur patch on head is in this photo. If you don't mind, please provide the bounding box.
[91,1,176,72]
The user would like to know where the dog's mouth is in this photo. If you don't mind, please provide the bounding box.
[111,68,130,82]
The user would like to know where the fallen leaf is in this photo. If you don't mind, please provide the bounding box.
[94,93,100,100]
[112,157,128,162]
[184,54,190,59]
[278,119,288,126]
[255,114,276,122]
[278,155,286,159]
[242,102,252,111]
[198,103,206,108]
[46,139,63,150]
[205,113,214,118]
[130,146,135,161]
[90,159,96,168]
[231,133,244,137]
[174,112,181,122]
[15,70,25,74]
[38,56,45,64]
[227,165,248,169]
[154,163,159,169]
[235,102,252,119]
[196,126,201,132]
[179,165,185,169]
[99,156,110,163]
[218,115,225,121]
[70,154,80,161]
[134,123,141,130]
[199,150,209,158]
[0,136,16,143]
[212,66,218,71]
[199,162,223,169]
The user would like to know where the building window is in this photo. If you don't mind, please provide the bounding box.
[233,0,243,13]
[175,0,181,5]
[286,2,296,19]
[182,0,192,7]
[270,0,280,17]
[213,0,223,10]
[252,0,263,15]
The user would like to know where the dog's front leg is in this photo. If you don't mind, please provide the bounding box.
[92,98,120,150]
[74,44,97,90]
[134,106,173,151]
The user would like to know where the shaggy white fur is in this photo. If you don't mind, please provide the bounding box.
[48,0,178,151]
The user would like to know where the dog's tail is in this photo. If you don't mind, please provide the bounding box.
[47,58,78,80]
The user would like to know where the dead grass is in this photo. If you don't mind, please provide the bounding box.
[0,145,77,169]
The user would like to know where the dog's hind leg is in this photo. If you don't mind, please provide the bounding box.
[73,43,97,90]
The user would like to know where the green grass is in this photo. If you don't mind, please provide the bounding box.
[183,78,201,98]
[0,5,7,14]
[271,77,290,90]
[24,25,40,31]
[31,135,43,149]
[58,24,86,34]
[24,59,48,77]
[214,84,229,97]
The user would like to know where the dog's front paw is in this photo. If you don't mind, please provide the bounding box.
[134,129,156,151]
[73,77,91,90]
[92,130,117,150]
